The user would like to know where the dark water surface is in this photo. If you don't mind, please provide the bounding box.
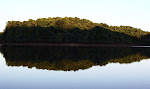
[0,46,150,89]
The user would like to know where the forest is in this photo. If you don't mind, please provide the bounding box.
[1,46,150,71]
[0,17,150,45]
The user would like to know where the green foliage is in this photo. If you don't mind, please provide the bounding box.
[109,26,149,38]
[1,17,150,44]
[1,26,140,44]
[5,17,149,38]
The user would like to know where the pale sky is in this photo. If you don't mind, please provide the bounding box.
[0,0,150,32]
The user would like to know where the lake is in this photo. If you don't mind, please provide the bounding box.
[0,46,150,89]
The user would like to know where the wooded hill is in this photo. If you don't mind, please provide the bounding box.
[1,17,150,45]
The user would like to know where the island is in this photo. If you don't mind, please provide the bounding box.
[0,17,150,46]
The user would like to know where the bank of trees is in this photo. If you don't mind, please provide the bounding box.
[6,17,149,37]
[1,26,140,44]
[1,17,150,44]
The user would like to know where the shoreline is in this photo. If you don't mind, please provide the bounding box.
[0,43,146,47]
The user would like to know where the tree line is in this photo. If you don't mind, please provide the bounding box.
[0,17,150,45]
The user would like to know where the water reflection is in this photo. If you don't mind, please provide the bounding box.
[0,46,150,71]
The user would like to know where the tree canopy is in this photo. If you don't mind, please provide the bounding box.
[1,17,150,45]
[5,17,149,37]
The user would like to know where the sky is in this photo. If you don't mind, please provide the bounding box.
[0,0,150,32]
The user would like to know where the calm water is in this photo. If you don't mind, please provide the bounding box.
[0,46,150,89]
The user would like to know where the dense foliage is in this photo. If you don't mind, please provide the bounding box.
[5,17,149,37]
[2,26,140,44]
[1,17,150,44]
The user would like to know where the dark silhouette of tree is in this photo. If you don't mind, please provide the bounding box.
[0,17,149,45]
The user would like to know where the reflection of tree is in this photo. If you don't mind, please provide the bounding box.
[0,46,150,71]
